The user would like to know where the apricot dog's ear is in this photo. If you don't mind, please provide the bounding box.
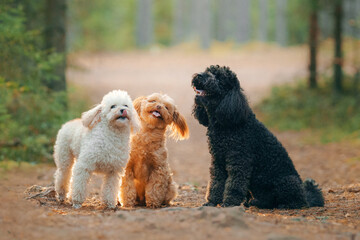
[81,104,102,129]
[133,96,146,115]
[130,106,141,134]
[169,109,189,141]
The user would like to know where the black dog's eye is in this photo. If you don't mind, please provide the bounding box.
[124,105,128,108]
[110,105,116,109]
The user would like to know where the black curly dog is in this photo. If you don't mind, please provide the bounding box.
[191,65,324,209]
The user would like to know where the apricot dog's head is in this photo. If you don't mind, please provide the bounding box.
[133,93,189,140]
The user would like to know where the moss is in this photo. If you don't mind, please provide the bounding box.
[257,78,360,143]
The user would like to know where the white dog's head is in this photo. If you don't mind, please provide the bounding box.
[81,90,140,133]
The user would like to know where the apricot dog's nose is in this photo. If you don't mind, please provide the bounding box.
[156,105,161,110]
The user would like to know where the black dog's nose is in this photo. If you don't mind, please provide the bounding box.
[192,72,204,79]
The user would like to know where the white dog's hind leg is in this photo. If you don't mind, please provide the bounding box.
[71,162,92,209]
[102,172,121,209]
[54,146,75,202]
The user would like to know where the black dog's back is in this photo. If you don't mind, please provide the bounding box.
[251,119,324,208]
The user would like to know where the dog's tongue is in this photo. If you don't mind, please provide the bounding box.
[193,87,205,96]
[152,111,161,117]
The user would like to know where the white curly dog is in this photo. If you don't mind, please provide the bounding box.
[53,90,139,209]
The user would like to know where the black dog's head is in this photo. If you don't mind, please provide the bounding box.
[191,65,251,127]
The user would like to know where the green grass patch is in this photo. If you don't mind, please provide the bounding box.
[257,79,360,143]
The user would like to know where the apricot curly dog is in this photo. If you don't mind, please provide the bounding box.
[120,93,189,208]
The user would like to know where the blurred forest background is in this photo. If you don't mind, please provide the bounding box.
[1,0,360,164]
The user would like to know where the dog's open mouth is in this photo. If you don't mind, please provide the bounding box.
[193,87,206,96]
[151,111,162,119]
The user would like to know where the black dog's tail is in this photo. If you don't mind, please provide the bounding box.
[303,178,325,207]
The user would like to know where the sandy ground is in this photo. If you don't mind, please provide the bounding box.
[1,47,359,240]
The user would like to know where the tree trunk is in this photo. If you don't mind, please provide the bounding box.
[258,0,268,42]
[199,0,211,49]
[351,0,360,91]
[183,0,193,40]
[234,0,251,43]
[343,0,352,37]
[319,7,332,40]
[309,0,319,89]
[275,0,288,46]
[216,0,232,41]
[357,0,360,39]
[136,0,153,48]
[189,0,202,40]
[334,0,343,93]
[172,0,186,45]
[44,0,67,92]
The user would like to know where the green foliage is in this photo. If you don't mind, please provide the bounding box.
[68,0,136,51]
[287,0,310,45]
[0,2,85,163]
[66,0,328,51]
[250,0,259,40]
[258,79,360,143]
[67,0,175,51]
[154,0,173,46]
[267,0,276,42]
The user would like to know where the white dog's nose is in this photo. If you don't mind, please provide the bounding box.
[120,109,127,116]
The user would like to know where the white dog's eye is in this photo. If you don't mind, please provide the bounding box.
[111,105,116,109]
[124,105,128,108]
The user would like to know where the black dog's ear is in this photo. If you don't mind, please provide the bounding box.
[193,104,209,127]
[215,88,250,126]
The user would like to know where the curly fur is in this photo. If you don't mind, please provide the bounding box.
[191,65,324,209]
[120,93,189,208]
[53,90,140,209]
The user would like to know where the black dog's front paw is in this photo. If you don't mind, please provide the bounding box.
[247,199,274,209]
[221,198,243,207]
[203,202,217,207]
[220,202,239,208]
[220,203,234,208]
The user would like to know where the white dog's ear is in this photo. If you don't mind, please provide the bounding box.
[81,104,102,129]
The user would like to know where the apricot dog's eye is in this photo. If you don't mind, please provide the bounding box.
[110,105,116,109]
[149,100,155,103]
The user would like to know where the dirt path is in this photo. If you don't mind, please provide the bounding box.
[1,47,359,240]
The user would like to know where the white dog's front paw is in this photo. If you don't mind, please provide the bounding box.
[72,203,82,209]
[57,194,65,203]
[105,203,117,210]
